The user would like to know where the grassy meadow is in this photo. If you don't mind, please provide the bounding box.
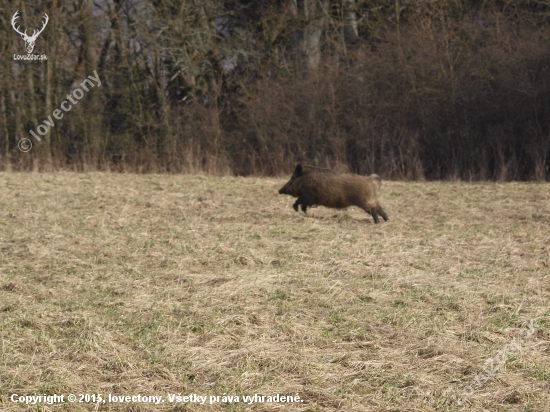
[1,173,549,411]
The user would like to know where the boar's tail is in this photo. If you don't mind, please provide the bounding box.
[370,174,382,189]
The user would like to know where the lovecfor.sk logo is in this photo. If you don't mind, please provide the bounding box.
[11,10,48,60]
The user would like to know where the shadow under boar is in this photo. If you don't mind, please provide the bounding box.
[278,164,389,223]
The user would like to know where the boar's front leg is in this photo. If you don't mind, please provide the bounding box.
[293,196,310,212]
[300,197,317,212]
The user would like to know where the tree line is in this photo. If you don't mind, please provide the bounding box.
[1,0,549,180]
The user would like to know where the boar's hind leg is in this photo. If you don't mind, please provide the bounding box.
[360,204,379,223]
[361,200,388,223]
[370,208,380,224]
[376,203,389,221]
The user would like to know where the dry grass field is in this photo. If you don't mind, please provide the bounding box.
[1,172,549,411]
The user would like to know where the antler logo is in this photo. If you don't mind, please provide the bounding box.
[11,11,49,54]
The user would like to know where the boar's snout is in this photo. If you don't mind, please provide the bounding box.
[279,181,293,195]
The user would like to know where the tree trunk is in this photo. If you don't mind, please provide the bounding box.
[43,43,53,169]
[343,0,358,44]
[0,91,10,170]
[81,0,100,168]
[290,0,327,74]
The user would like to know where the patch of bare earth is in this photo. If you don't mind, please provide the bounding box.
[1,173,549,411]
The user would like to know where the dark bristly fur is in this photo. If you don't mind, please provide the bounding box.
[278,164,389,223]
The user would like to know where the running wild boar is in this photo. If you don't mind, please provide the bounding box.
[278,164,389,223]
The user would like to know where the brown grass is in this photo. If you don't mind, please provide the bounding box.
[1,173,549,411]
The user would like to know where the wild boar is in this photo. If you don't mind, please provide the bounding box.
[278,164,389,223]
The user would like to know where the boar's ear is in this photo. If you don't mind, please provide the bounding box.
[293,163,303,178]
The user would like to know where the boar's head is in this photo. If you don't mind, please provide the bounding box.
[278,164,304,196]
